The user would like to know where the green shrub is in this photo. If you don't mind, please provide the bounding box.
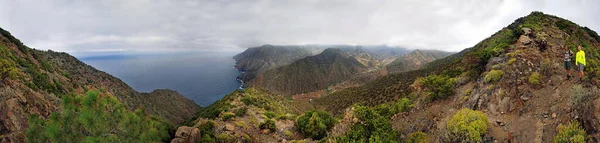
[234,107,248,117]
[445,108,488,142]
[529,72,541,85]
[296,110,336,140]
[507,58,516,65]
[221,112,236,121]
[421,75,457,100]
[265,111,277,119]
[553,122,586,143]
[484,70,504,83]
[259,119,276,132]
[394,98,412,113]
[335,105,398,143]
[406,131,428,143]
[26,90,171,142]
[198,121,216,143]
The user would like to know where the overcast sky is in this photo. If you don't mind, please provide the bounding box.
[1,0,599,56]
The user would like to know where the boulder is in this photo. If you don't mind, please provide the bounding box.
[522,28,533,36]
[224,123,235,131]
[170,126,200,143]
[519,35,533,46]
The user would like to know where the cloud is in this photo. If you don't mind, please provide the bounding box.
[0,0,598,55]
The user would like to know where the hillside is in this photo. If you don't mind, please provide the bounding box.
[173,12,600,142]
[385,49,453,73]
[233,45,324,87]
[256,48,368,95]
[314,11,600,142]
[0,27,200,142]
[234,45,410,88]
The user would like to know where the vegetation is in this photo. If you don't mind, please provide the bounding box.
[484,70,504,83]
[234,107,248,117]
[507,58,516,65]
[259,119,276,132]
[421,75,457,101]
[221,112,236,121]
[444,108,488,142]
[198,121,217,143]
[26,90,171,142]
[570,85,590,113]
[265,111,277,119]
[529,72,541,85]
[295,110,336,140]
[406,131,428,143]
[553,122,586,143]
[335,104,398,143]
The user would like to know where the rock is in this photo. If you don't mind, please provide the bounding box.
[261,129,271,134]
[521,96,529,101]
[225,123,235,131]
[552,113,557,118]
[519,35,533,45]
[522,28,532,36]
[171,126,200,143]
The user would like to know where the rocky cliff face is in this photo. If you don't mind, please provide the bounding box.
[0,27,200,142]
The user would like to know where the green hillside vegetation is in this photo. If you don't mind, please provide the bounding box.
[26,90,172,143]
[1,26,200,142]
[257,48,368,95]
[296,110,336,140]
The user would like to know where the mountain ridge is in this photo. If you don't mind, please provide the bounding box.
[0,27,201,142]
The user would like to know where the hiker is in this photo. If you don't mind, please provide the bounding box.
[575,45,586,81]
[564,45,574,79]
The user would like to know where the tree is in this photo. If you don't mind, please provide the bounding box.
[27,90,171,143]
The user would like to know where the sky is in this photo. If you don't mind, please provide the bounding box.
[0,0,599,57]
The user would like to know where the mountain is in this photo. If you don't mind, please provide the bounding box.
[171,12,600,142]
[233,45,325,85]
[385,49,453,73]
[0,27,200,142]
[255,48,368,95]
[234,45,411,86]
[314,11,600,141]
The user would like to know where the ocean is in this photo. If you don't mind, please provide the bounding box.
[80,52,242,106]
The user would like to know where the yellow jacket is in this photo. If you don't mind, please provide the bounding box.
[576,50,586,66]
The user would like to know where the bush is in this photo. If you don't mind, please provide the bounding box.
[265,111,277,119]
[221,112,236,121]
[554,122,586,143]
[406,131,428,143]
[335,105,398,143]
[259,119,276,132]
[26,90,171,142]
[445,108,488,142]
[296,110,336,140]
[529,72,541,85]
[198,121,216,143]
[507,58,516,65]
[570,85,589,112]
[234,107,248,117]
[375,98,412,118]
[421,75,457,100]
[484,70,504,83]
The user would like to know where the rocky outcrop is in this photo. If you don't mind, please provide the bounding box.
[170,126,201,143]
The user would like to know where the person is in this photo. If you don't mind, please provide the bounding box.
[575,45,586,82]
[564,45,574,79]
